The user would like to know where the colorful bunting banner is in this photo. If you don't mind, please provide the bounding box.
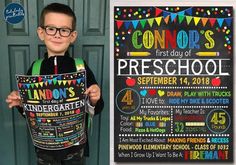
[115,7,232,29]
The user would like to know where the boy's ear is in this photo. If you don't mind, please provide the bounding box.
[37,27,45,41]
[70,31,78,43]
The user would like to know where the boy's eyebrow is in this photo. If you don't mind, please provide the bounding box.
[43,24,72,29]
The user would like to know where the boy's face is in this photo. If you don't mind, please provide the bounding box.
[37,12,77,57]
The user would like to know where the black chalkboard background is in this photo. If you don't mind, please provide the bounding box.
[114,6,233,162]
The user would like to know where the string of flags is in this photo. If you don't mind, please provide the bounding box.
[115,8,232,29]
[18,77,85,89]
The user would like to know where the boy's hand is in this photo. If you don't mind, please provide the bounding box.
[84,84,101,106]
[6,91,22,108]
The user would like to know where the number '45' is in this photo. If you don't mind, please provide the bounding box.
[210,112,226,125]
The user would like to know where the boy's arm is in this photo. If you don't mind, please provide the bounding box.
[6,90,25,117]
[84,62,104,115]
[6,62,34,117]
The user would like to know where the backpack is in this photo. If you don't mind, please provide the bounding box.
[31,58,84,75]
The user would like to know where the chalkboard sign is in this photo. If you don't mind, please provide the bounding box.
[114,6,233,162]
[16,71,87,150]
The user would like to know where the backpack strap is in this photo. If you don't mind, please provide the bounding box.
[32,59,43,75]
[74,58,85,71]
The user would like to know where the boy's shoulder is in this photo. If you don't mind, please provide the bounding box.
[31,57,85,75]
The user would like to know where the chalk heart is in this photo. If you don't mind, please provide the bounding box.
[158,90,165,97]
[148,89,156,96]
[200,30,205,34]
[41,118,46,123]
[75,109,81,114]
[140,90,147,96]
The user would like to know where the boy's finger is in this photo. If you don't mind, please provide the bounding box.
[7,95,20,100]
[84,88,94,95]
[5,99,12,103]
[89,92,100,98]
[84,90,89,95]
[8,103,14,108]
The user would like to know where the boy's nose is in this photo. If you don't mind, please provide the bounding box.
[54,30,61,37]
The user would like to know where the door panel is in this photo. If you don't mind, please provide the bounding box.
[0,0,109,165]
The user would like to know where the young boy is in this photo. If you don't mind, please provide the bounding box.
[5,3,104,165]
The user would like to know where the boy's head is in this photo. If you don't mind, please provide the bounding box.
[37,3,77,56]
[39,3,76,30]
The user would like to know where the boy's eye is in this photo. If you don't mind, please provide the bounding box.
[61,28,71,33]
[47,27,56,31]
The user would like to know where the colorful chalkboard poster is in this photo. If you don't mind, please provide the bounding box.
[16,71,87,150]
[114,6,233,162]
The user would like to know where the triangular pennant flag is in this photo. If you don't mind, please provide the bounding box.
[163,11,170,18]
[155,17,162,26]
[18,83,22,88]
[53,79,57,85]
[209,18,216,27]
[35,83,39,88]
[39,82,44,87]
[164,15,170,24]
[185,8,192,16]
[140,20,147,28]
[217,18,224,27]
[68,80,72,85]
[147,18,154,27]
[72,80,76,85]
[22,84,26,88]
[155,8,163,16]
[186,16,193,25]
[178,11,185,16]
[201,17,208,26]
[44,81,48,86]
[225,18,232,26]
[116,20,123,29]
[170,13,177,22]
[193,17,201,26]
[178,15,185,24]
[63,80,67,85]
[42,78,47,82]
[26,84,30,89]
[58,80,62,85]
[48,79,52,85]
[124,21,131,29]
[77,78,81,84]
[30,84,35,88]
[132,20,139,29]
[81,77,85,83]
[57,75,62,80]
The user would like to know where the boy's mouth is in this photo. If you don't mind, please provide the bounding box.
[51,41,63,45]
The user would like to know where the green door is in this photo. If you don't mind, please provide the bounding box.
[0,0,109,165]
